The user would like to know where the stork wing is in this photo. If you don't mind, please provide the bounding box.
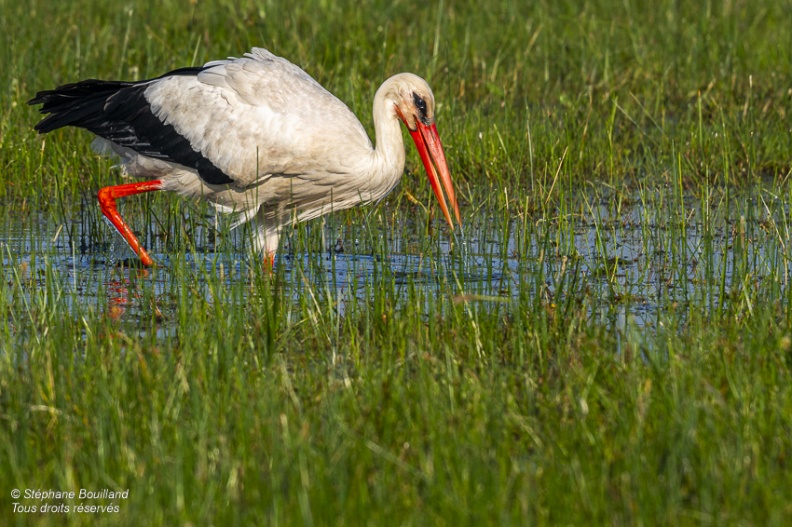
[30,67,239,186]
[142,48,373,189]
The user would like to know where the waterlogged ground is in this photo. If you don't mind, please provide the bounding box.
[4,184,790,341]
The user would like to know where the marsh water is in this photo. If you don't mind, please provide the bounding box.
[3,186,790,337]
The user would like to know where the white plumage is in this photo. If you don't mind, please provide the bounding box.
[30,47,460,266]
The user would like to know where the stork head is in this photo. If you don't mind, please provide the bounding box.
[380,73,461,231]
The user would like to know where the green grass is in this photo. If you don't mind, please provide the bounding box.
[2,0,792,524]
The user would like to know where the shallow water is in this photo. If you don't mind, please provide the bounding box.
[3,188,790,338]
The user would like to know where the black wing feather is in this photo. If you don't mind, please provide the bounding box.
[28,67,234,186]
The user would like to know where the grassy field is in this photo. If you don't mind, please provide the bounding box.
[2,0,792,524]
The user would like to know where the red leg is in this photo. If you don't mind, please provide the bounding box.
[97,180,163,267]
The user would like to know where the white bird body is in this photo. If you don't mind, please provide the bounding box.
[30,47,459,266]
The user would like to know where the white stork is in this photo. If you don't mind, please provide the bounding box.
[29,47,460,267]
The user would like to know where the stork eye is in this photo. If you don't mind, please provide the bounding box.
[412,92,428,119]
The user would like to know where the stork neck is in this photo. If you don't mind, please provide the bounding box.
[367,91,406,200]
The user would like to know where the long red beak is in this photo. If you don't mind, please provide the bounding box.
[407,121,461,230]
